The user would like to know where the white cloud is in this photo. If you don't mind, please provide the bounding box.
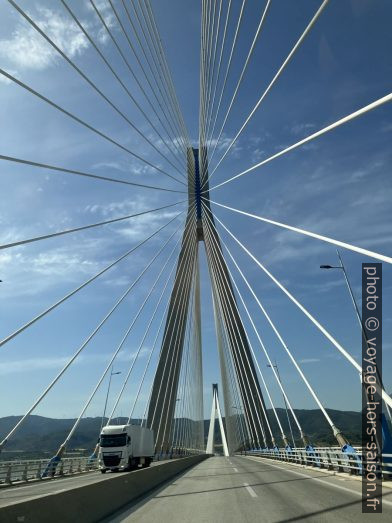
[208,134,242,159]
[0,356,70,376]
[91,161,128,172]
[0,347,150,376]
[0,7,88,70]
[83,195,183,241]
[299,358,321,364]
[290,122,316,136]
[251,147,265,162]
[0,243,101,298]
[86,0,117,44]
[31,251,96,276]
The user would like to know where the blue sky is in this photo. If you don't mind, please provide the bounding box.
[0,0,391,429]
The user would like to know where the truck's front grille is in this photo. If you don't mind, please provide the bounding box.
[103,455,121,467]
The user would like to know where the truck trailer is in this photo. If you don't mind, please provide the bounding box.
[98,424,154,473]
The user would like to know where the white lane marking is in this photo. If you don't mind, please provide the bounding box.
[243,457,392,508]
[233,467,238,472]
[243,482,257,498]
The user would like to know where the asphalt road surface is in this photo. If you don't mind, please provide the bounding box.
[104,455,392,523]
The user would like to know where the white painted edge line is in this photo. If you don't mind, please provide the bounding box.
[233,468,238,473]
[243,482,257,498]
[243,456,392,508]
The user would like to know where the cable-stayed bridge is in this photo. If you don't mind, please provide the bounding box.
[0,0,391,521]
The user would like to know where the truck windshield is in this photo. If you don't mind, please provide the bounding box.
[100,434,127,447]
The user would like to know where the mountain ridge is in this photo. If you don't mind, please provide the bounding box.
[0,408,362,459]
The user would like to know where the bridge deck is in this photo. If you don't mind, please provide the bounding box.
[0,460,167,509]
[105,456,392,523]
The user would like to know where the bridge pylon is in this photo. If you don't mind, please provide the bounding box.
[206,384,229,456]
[147,147,271,453]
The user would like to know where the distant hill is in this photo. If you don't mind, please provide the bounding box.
[0,408,362,459]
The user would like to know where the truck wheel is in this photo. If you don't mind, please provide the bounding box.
[127,458,136,470]
[100,469,107,474]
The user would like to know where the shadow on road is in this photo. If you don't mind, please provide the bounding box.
[154,473,331,498]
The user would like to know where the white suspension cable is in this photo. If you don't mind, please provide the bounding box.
[8,0,185,179]
[209,200,392,265]
[203,210,287,443]
[213,292,247,451]
[127,270,176,422]
[146,0,192,151]
[0,211,184,350]
[204,208,326,447]
[61,0,186,165]
[90,0,188,171]
[137,0,190,151]
[203,214,267,447]
[208,249,260,448]
[204,0,223,141]
[201,203,304,437]
[107,219,196,425]
[203,216,272,446]
[158,268,196,452]
[0,214,185,450]
[158,245,199,451]
[121,13,185,165]
[205,0,232,146]
[207,0,271,169]
[118,1,187,164]
[174,273,197,452]
[105,0,187,170]
[208,92,392,191]
[61,222,186,447]
[148,218,198,434]
[207,0,330,184]
[0,201,184,251]
[213,212,392,412]
[0,68,186,187]
[106,227,191,426]
[206,0,246,153]
[0,155,186,194]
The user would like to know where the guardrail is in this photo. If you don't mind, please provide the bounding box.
[242,447,392,479]
[0,450,206,486]
[0,457,98,486]
[154,448,206,461]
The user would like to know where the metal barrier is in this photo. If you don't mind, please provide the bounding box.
[242,447,392,479]
[154,449,206,461]
[0,457,98,486]
[0,450,206,486]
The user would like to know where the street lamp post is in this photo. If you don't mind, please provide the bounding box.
[321,249,392,427]
[89,367,122,462]
[267,362,296,448]
[100,366,121,432]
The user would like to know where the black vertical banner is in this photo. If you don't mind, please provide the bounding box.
[362,263,382,513]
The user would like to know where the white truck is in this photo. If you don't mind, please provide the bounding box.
[98,425,154,473]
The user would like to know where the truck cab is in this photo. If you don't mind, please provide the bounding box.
[98,424,154,473]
